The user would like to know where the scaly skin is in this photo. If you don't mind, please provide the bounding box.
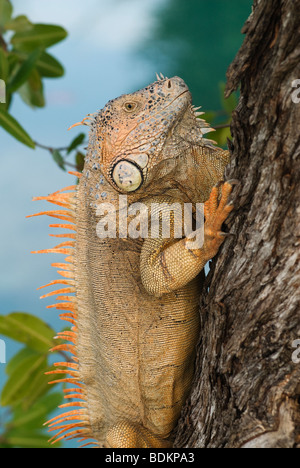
[31,76,233,448]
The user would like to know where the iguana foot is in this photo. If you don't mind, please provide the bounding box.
[106,420,172,448]
[202,180,236,259]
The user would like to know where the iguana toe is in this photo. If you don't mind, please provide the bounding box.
[203,181,235,257]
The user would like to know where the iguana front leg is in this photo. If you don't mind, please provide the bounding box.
[141,181,234,297]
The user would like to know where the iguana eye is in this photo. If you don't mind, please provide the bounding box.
[124,102,138,112]
[112,160,143,192]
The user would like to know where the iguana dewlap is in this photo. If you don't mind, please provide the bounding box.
[31,75,233,448]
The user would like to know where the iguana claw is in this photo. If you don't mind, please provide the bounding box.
[203,181,235,259]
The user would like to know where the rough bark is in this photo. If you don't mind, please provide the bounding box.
[175,0,300,448]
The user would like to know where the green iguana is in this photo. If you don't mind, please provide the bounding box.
[30,75,235,448]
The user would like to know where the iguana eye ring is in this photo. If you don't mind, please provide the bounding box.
[124,102,138,112]
[112,160,143,192]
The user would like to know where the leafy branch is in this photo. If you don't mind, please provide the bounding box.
[0,0,83,448]
[0,0,86,172]
[0,312,76,448]
[34,133,87,172]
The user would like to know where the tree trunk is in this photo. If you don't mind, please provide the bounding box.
[175,0,300,448]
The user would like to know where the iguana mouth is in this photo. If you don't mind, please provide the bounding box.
[163,88,191,109]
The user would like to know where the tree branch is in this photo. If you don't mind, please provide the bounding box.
[34,140,86,170]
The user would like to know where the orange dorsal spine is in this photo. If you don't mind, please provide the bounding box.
[29,172,97,447]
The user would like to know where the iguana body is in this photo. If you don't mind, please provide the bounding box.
[31,76,234,447]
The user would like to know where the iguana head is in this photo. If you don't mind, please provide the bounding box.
[83,75,217,201]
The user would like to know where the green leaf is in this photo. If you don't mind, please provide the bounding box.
[36,51,64,78]
[39,391,63,414]
[6,354,62,410]
[0,107,35,147]
[23,364,58,409]
[0,313,54,352]
[7,48,41,93]
[67,133,85,154]
[11,24,67,52]
[5,347,37,376]
[76,151,85,172]
[18,68,45,108]
[5,431,54,448]
[7,51,19,76]
[0,0,13,31]
[1,352,47,406]
[214,125,232,148]
[14,50,65,78]
[12,392,62,429]
[0,47,9,81]
[4,14,32,33]
[52,149,66,171]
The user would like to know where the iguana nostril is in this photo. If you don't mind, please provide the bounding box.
[167,80,172,89]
